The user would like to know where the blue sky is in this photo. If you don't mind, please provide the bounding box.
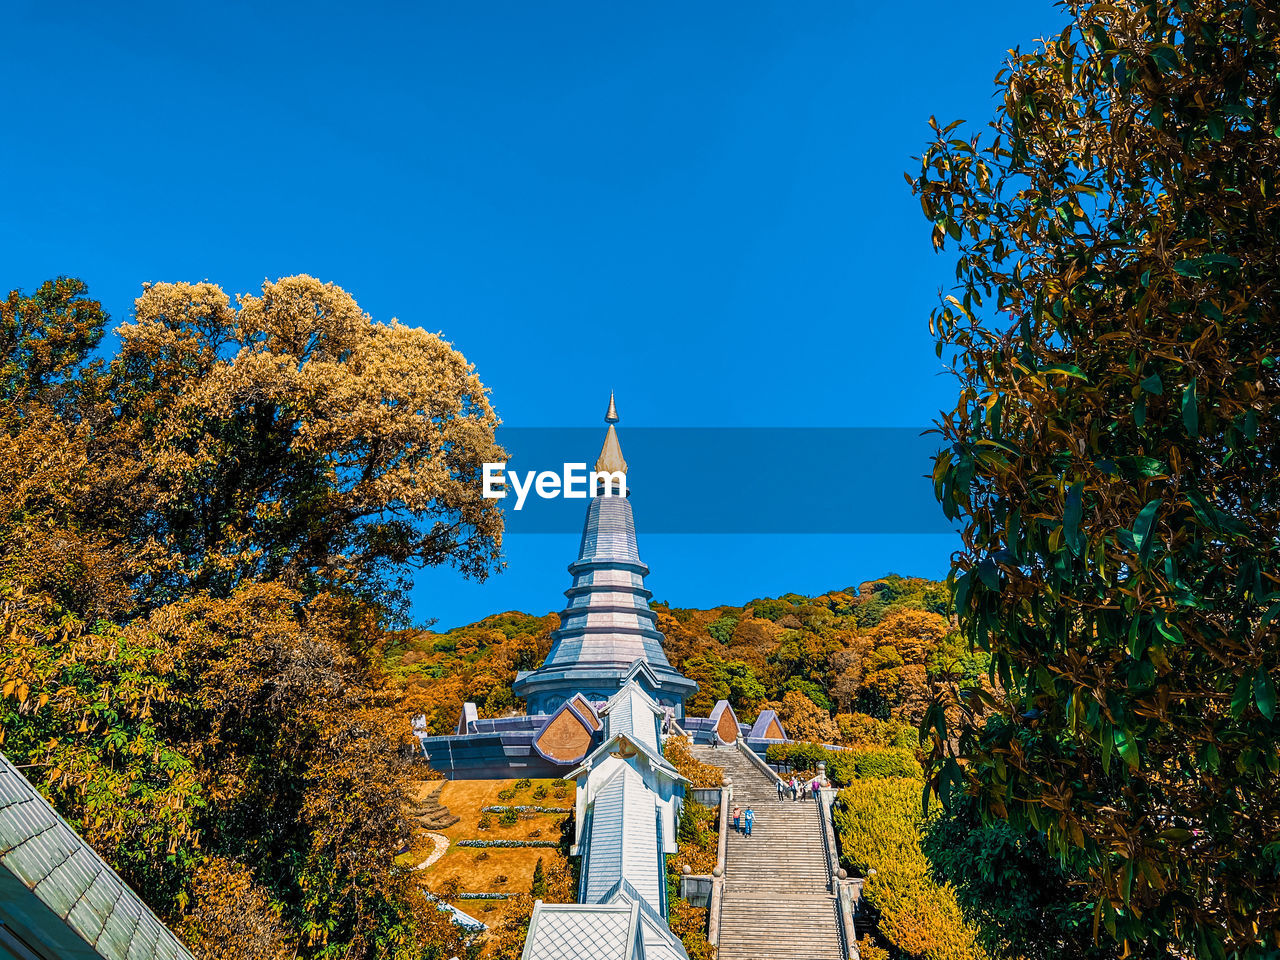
[2,0,1062,627]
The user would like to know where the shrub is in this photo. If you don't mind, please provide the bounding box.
[497,787,516,802]
[478,814,492,830]
[474,851,490,861]
[764,742,922,786]
[513,777,532,791]
[834,779,983,960]
[499,808,518,826]
[853,748,923,781]
[532,784,548,801]
[667,897,715,960]
[494,875,508,885]
[663,736,724,788]
[552,779,570,799]
[456,840,559,848]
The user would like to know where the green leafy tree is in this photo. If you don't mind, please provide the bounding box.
[923,795,1108,960]
[915,1,1280,953]
[530,858,547,899]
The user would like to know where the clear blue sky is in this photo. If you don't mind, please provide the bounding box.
[2,0,1062,627]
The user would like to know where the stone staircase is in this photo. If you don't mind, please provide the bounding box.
[690,743,845,960]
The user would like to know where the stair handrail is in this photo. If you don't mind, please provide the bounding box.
[733,737,786,785]
[705,777,731,948]
[818,786,861,959]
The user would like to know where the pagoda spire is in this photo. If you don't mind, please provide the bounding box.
[595,392,627,479]
[510,394,696,717]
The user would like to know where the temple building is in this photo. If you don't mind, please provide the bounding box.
[417,397,787,780]
[512,394,698,717]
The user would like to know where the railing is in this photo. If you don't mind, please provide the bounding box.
[733,737,785,785]
[818,787,860,960]
[706,778,731,948]
[576,804,593,903]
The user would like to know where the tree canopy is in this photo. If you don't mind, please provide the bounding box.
[916,1,1280,954]
[0,275,503,960]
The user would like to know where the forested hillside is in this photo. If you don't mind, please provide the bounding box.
[387,574,987,748]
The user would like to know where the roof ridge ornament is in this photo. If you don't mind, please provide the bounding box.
[595,392,628,481]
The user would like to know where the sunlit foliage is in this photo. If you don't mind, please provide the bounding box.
[915,1,1280,953]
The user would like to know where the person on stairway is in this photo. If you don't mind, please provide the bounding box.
[743,807,754,837]
[776,778,784,801]
[790,776,799,801]
[733,805,742,833]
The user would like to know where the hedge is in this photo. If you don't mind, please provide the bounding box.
[764,742,922,786]
[834,778,984,960]
[456,839,559,848]
[480,804,571,814]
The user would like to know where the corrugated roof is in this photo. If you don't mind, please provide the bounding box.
[0,753,196,960]
[581,763,662,915]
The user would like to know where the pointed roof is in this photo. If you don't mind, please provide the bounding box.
[511,398,697,714]
[594,395,626,485]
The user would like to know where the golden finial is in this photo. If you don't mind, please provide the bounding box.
[595,393,627,480]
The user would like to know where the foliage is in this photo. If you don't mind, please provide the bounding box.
[667,896,715,960]
[765,742,921,786]
[914,1,1280,952]
[454,840,559,848]
[923,794,1108,960]
[663,736,725,788]
[0,275,502,960]
[835,779,985,960]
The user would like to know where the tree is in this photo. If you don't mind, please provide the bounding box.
[767,690,838,744]
[923,796,1109,960]
[108,275,505,607]
[0,275,503,960]
[530,858,547,899]
[915,2,1280,953]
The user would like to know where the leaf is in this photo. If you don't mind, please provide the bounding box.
[1182,380,1198,437]
[977,557,999,591]
[1038,363,1088,380]
[1254,666,1276,721]
[1063,481,1085,556]
[1132,499,1162,564]
[1173,259,1202,278]
[1231,673,1252,720]
[1140,373,1163,395]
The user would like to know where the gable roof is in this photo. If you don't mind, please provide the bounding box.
[0,752,196,960]
[521,900,640,960]
[580,764,663,915]
[748,709,787,741]
[565,731,686,787]
[599,682,662,753]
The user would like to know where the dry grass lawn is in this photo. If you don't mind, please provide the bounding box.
[410,777,576,931]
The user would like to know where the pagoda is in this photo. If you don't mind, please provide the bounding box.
[512,394,698,717]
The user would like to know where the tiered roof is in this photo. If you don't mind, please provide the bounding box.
[513,397,696,715]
